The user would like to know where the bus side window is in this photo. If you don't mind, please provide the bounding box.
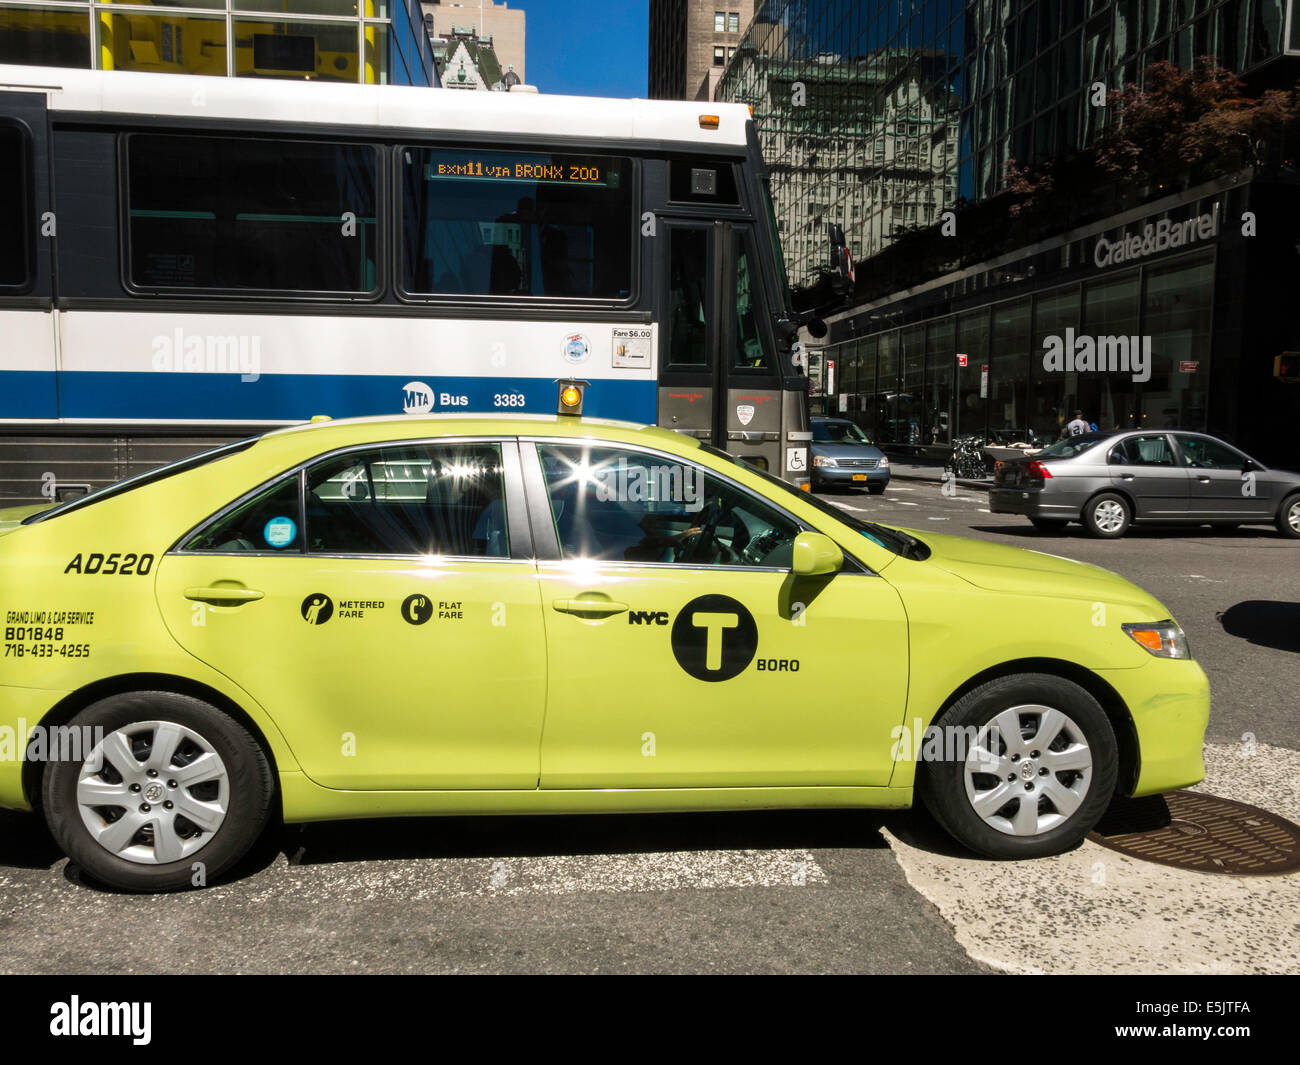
[0,123,32,289]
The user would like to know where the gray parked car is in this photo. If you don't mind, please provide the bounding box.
[990,430,1300,539]
[810,417,891,493]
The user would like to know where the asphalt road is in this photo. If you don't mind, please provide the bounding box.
[1,478,1296,974]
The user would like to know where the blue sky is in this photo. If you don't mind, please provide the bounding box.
[525,0,650,98]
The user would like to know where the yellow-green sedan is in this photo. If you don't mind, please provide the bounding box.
[0,415,1209,891]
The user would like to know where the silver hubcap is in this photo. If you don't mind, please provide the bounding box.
[77,721,229,865]
[964,705,1093,837]
[1288,500,1300,533]
[1093,499,1126,533]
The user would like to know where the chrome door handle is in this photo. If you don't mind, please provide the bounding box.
[184,586,265,604]
[1119,474,1135,481]
[552,598,629,616]
[1197,476,1212,483]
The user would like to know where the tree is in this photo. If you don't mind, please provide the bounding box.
[1097,58,1300,188]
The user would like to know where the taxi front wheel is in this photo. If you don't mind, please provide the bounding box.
[42,692,275,893]
[917,674,1118,859]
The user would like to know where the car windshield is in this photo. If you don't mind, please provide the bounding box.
[1035,434,1111,460]
[22,437,260,524]
[701,443,927,560]
[813,420,871,445]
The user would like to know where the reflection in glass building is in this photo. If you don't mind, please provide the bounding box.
[721,1,1300,467]
[0,0,435,85]
[718,0,964,289]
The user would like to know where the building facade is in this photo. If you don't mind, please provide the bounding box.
[718,0,1300,467]
[424,0,523,82]
[649,0,755,101]
[0,0,435,85]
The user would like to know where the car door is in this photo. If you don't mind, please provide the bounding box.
[1173,433,1274,520]
[1107,433,1190,517]
[155,438,548,790]
[524,439,910,789]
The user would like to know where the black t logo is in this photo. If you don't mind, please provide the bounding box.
[402,594,434,625]
[301,594,333,625]
[670,594,758,681]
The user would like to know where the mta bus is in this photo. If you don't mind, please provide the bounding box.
[0,64,827,504]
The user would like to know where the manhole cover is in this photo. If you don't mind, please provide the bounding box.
[1087,791,1300,875]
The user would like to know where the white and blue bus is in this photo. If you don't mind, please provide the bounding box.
[0,64,836,504]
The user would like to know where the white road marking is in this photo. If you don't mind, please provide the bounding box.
[882,743,1300,975]
[892,501,920,506]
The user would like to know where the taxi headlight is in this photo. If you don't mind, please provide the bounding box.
[813,455,837,468]
[1122,620,1191,659]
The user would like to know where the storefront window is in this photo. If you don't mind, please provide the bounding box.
[875,330,902,445]
[857,336,878,437]
[0,5,92,68]
[955,308,988,439]
[233,16,359,82]
[99,11,227,75]
[924,316,954,447]
[990,297,1032,444]
[1031,286,1081,442]
[1141,256,1213,431]
[1081,270,1140,432]
[900,325,925,449]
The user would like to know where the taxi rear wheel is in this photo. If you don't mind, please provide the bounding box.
[42,692,275,892]
[917,674,1118,859]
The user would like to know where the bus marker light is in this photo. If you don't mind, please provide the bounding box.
[698,115,720,129]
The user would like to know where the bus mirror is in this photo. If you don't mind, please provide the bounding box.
[828,223,854,300]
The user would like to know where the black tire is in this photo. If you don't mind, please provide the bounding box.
[867,483,886,495]
[1082,492,1132,538]
[1029,518,1068,533]
[917,673,1118,859]
[1277,494,1300,539]
[42,691,275,892]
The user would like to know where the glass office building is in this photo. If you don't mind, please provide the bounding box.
[0,0,436,85]
[719,1,1300,465]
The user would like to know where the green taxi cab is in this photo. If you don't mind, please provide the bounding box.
[0,414,1210,891]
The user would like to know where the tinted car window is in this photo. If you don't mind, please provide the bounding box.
[538,445,799,568]
[1174,434,1245,470]
[305,443,508,557]
[1110,435,1177,467]
[185,475,303,553]
[813,420,871,444]
[1035,434,1109,459]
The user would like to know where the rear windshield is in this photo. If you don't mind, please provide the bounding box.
[1035,434,1111,460]
[22,438,260,524]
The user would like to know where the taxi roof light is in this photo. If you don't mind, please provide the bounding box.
[556,378,589,416]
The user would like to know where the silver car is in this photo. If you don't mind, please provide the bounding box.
[989,430,1300,539]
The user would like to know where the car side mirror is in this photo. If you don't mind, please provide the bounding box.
[792,531,843,576]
